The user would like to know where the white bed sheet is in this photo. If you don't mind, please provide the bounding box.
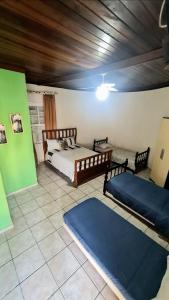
[47,147,98,182]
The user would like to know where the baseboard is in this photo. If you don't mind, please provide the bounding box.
[0,224,14,235]
[7,182,38,196]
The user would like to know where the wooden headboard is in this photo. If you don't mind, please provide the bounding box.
[42,128,77,155]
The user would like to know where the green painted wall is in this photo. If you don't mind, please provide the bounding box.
[0,69,37,194]
[0,171,12,231]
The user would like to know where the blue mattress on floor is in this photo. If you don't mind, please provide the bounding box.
[105,172,169,238]
[63,198,168,300]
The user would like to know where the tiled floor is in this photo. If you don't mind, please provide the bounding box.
[0,164,168,300]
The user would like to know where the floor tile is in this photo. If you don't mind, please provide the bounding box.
[39,231,66,261]
[7,195,15,201]
[55,195,74,209]
[83,261,105,292]
[49,210,64,230]
[89,181,103,190]
[20,200,38,215]
[25,208,46,227]
[35,193,53,207]
[38,176,53,185]
[29,186,46,198]
[0,242,11,267]
[31,219,55,242]
[6,217,28,240]
[8,229,35,258]
[50,289,64,300]
[61,268,98,300]
[128,216,147,232]
[10,207,23,220]
[42,201,61,218]
[57,227,73,245]
[48,248,80,287]
[145,228,168,248]
[15,192,33,206]
[14,244,45,282]
[21,265,57,300]
[54,178,67,187]
[61,184,76,194]
[77,197,88,204]
[69,190,85,201]
[48,173,61,181]
[7,198,18,209]
[2,286,23,300]
[51,188,66,200]
[45,182,59,193]
[68,242,87,265]
[0,261,19,299]
[101,198,116,210]
[0,233,6,246]
[101,285,118,300]
[95,294,105,300]
[79,184,95,194]
[114,206,131,220]
[63,202,78,213]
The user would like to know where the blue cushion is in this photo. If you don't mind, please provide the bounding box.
[106,172,169,237]
[64,198,168,300]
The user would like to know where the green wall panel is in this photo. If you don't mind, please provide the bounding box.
[0,171,12,231]
[0,69,37,194]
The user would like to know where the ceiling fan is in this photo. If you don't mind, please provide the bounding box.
[80,74,118,101]
[95,73,118,101]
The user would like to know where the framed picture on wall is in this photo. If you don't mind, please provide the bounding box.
[0,123,7,144]
[10,113,23,133]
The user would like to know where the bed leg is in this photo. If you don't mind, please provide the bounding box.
[103,173,108,195]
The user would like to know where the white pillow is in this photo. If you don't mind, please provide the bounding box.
[47,139,58,151]
[98,143,113,149]
[152,256,169,300]
[63,137,75,147]
[47,139,63,151]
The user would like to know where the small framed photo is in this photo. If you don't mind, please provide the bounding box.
[0,123,7,144]
[10,113,23,133]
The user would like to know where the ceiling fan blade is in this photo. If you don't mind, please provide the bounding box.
[79,86,95,90]
[109,87,118,92]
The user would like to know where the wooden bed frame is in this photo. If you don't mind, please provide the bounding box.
[93,137,150,173]
[103,161,169,242]
[42,128,112,187]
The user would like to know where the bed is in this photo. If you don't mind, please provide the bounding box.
[104,164,169,239]
[64,198,168,300]
[42,128,112,187]
[93,137,150,173]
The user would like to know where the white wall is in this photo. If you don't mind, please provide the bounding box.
[27,84,169,166]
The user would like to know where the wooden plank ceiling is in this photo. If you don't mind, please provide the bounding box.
[0,0,168,92]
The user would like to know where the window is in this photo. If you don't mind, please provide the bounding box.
[29,106,44,144]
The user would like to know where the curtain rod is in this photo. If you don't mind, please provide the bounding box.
[27,90,58,95]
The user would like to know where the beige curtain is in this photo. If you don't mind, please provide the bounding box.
[43,94,56,130]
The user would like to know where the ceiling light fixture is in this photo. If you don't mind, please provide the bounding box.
[96,74,118,101]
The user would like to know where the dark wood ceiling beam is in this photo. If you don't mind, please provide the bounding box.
[47,48,164,84]
[0,39,83,75]
[0,0,123,59]
[0,7,110,66]
[0,63,25,73]
[0,25,101,69]
[101,0,161,48]
[123,80,169,92]
[120,0,162,41]
[59,0,145,55]
[77,0,151,52]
